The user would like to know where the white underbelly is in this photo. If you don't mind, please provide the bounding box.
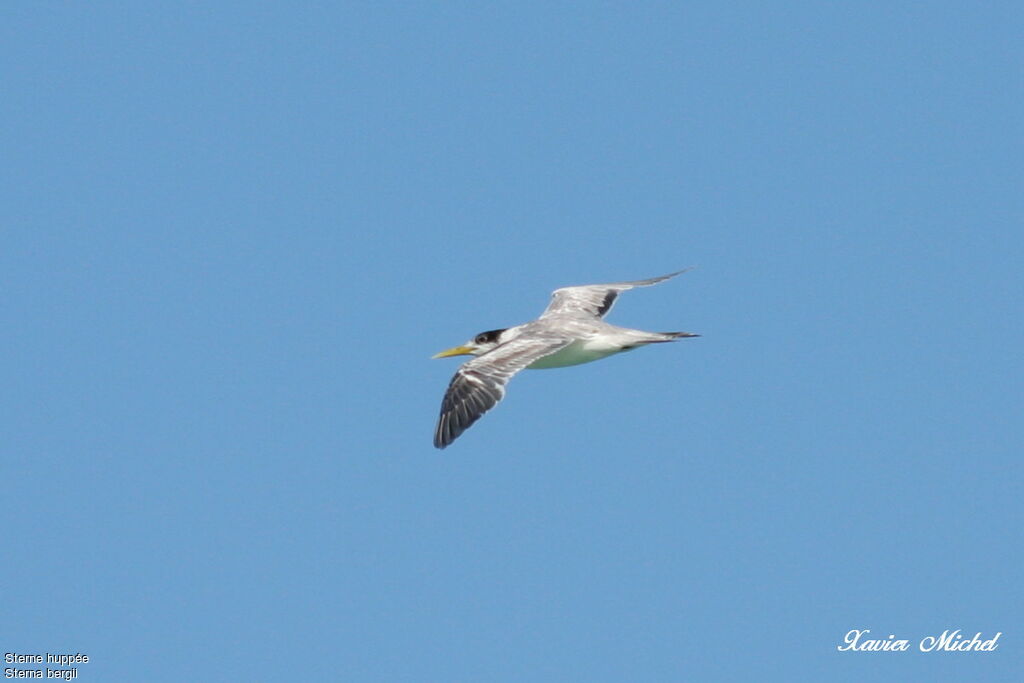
[526,339,628,369]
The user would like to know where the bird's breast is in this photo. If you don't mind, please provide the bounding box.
[526,339,627,369]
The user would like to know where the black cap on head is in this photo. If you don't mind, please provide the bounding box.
[473,329,507,345]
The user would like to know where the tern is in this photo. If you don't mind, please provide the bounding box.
[431,270,698,449]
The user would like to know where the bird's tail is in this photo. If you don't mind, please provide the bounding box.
[652,331,700,342]
[619,330,700,349]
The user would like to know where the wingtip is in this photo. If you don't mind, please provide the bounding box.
[642,268,695,285]
[667,266,696,278]
[433,423,450,449]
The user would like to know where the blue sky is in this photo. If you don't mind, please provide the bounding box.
[3,2,1021,681]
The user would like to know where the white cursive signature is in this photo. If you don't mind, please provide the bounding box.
[837,629,1001,653]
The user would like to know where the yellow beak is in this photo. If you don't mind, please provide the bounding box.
[431,345,475,359]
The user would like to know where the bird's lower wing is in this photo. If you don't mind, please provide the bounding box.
[434,335,571,449]
[540,269,689,319]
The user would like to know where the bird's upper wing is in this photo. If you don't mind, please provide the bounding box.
[434,334,571,449]
[540,269,689,320]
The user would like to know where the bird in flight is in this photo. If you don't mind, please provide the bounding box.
[431,270,699,448]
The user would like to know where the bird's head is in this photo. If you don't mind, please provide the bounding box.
[432,328,508,359]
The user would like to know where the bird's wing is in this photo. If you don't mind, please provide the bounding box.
[434,335,571,449]
[540,269,689,320]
